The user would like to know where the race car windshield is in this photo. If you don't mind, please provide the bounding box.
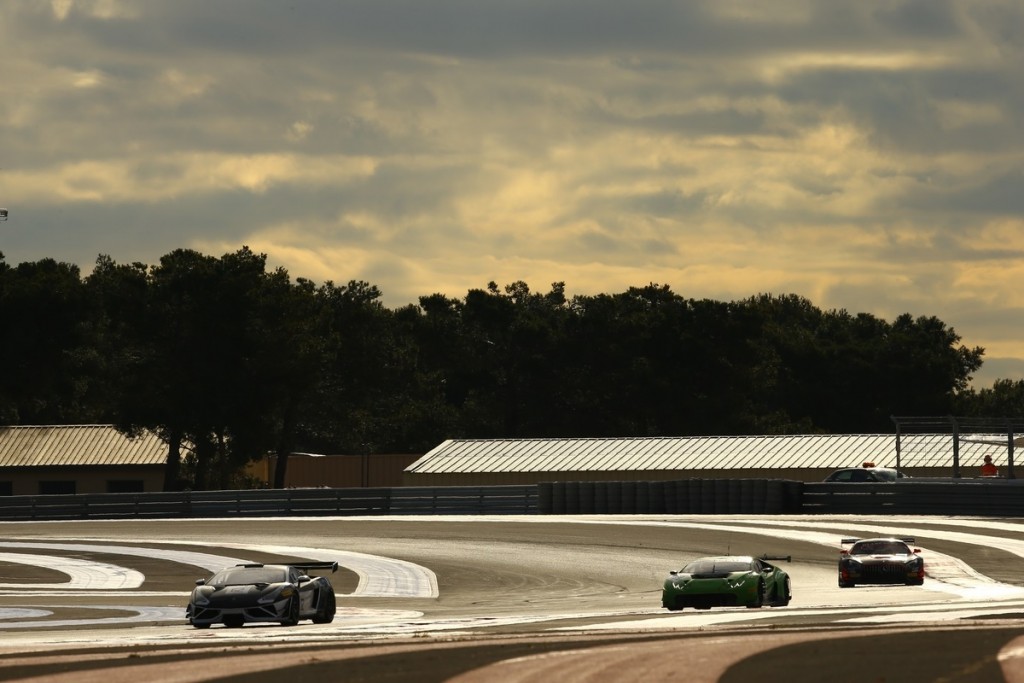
[681,560,753,574]
[210,567,288,586]
[851,541,909,555]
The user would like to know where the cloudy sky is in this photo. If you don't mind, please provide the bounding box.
[1,1,1023,387]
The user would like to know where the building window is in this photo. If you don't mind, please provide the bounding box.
[39,481,76,495]
[107,480,144,493]
[0,482,11,496]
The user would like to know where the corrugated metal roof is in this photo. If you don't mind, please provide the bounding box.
[0,425,167,468]
[406,434,1017,474]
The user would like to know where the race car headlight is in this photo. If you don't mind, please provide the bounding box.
[668,575,691,589]
[257,586,295,604]
[192,587,214,606]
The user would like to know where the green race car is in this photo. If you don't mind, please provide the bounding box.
[662,554,792,611]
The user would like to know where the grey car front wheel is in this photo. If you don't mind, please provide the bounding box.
[281,596,300,626]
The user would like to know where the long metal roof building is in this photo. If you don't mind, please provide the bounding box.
[0,425,167,468]
[404,434,1014,485]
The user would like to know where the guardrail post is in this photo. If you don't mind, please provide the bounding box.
[951,416,961,478]
[1009,426,1016,479]
[892,417,902,471]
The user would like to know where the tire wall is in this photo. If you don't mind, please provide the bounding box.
[537,479,805,514]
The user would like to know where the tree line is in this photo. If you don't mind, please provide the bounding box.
[1,246,1019,490]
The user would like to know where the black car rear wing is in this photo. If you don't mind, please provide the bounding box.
[291,561,340,573]
[840,537,915,545]
[234,561,340,573]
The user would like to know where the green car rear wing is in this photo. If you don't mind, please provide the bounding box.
[760,554,792,562]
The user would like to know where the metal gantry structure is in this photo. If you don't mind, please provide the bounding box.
[891,415,1024,479]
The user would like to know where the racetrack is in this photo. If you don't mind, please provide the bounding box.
[3,515,1024,681]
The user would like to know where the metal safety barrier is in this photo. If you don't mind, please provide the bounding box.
[0,485,538,521]
[3,479,1024,521]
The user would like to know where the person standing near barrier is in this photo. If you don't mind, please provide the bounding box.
[981,455,999,477]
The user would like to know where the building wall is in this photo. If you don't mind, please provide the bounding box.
[256,453,421,488]
[0,466,165,496]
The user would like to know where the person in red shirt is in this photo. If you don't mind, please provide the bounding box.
[981,455,999,477]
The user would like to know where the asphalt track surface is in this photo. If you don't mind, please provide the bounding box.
[4,515,1024,681]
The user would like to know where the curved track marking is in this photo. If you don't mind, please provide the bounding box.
[210,543,439,598]
[6,516,1024,638]
[0,605,182,629]
[691,517,1024,598]
[549,518,1004,599]
[0,541,253,573]
[0,608,51,620]
[0,539,438,598]
[0,553,144,590]
[0,538,436,631]
[384,515,1024,632]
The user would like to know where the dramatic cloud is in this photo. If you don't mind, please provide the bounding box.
[1,0,1022,386]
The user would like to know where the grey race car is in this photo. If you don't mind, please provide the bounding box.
[186,561,338,628]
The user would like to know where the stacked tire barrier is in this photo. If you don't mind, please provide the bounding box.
[538,479,804,515]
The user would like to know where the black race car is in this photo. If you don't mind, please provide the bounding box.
[186,561,338,628]
[838,537,924,587]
